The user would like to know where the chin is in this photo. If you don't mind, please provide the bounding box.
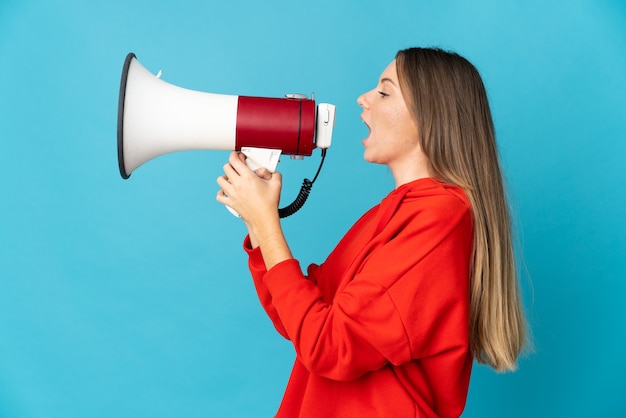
[363,150,383,165]
[362,148,373,163]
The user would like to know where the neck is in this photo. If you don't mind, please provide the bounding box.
[390,158,432,189]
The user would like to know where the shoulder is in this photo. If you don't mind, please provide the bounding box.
[399,180,472,227]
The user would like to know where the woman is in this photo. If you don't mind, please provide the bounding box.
[216,47,528,418]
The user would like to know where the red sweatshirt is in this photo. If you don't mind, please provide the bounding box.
[244,178,474,417]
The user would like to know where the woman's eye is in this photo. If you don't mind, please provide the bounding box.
[378,91,389,98]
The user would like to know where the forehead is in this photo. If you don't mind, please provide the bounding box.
[379,59,399,84]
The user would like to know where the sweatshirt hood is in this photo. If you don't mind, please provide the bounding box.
[372,178,468,237]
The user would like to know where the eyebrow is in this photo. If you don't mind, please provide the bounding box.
[380,77,396,86]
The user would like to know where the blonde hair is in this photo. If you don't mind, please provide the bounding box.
[396,47,528,372]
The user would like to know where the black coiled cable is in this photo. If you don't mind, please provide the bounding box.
[278,149,327,218]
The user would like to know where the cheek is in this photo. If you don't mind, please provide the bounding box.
[386,110,414,139]
[374,107,400,134]
[371,101,417,143]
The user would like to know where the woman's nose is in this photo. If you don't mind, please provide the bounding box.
[357,92,368,109]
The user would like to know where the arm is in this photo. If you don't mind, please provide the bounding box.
[244,236,290,339]
[216,151,296,338]
[260,197,473,381]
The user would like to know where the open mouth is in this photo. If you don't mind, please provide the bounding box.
[361,115,371,134]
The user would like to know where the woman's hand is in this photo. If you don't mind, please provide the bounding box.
[216,151,282,224]
[216,152,293,267]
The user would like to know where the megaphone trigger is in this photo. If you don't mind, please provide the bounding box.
[240,147,282,173]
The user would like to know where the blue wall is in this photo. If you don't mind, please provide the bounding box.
[1,0,624,416]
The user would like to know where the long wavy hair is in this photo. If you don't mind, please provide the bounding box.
[396,47,528,371]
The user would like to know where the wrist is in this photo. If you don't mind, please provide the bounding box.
[244,220,260,248]
[252,217,293,270]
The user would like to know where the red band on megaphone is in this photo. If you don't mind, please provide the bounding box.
[235,96,316,156]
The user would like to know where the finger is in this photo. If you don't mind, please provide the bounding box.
[216,174,229,189]
[255,167,273,181]
[217,173,238,199]
[216,189,233,208]
[271,172,283,183]
[222,161,240,181]
[229,151,251,176]
[220,152,241,178]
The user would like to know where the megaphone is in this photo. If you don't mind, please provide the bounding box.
[117,52,336,217]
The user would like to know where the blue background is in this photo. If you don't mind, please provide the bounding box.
[1,0,625,416]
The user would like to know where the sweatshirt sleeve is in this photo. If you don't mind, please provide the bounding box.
[244,236,290,339]
[260,194,473,382]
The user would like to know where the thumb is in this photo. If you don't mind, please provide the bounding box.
[255,167,273,180]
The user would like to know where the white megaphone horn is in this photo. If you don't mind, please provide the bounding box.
[117,53,336,217]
